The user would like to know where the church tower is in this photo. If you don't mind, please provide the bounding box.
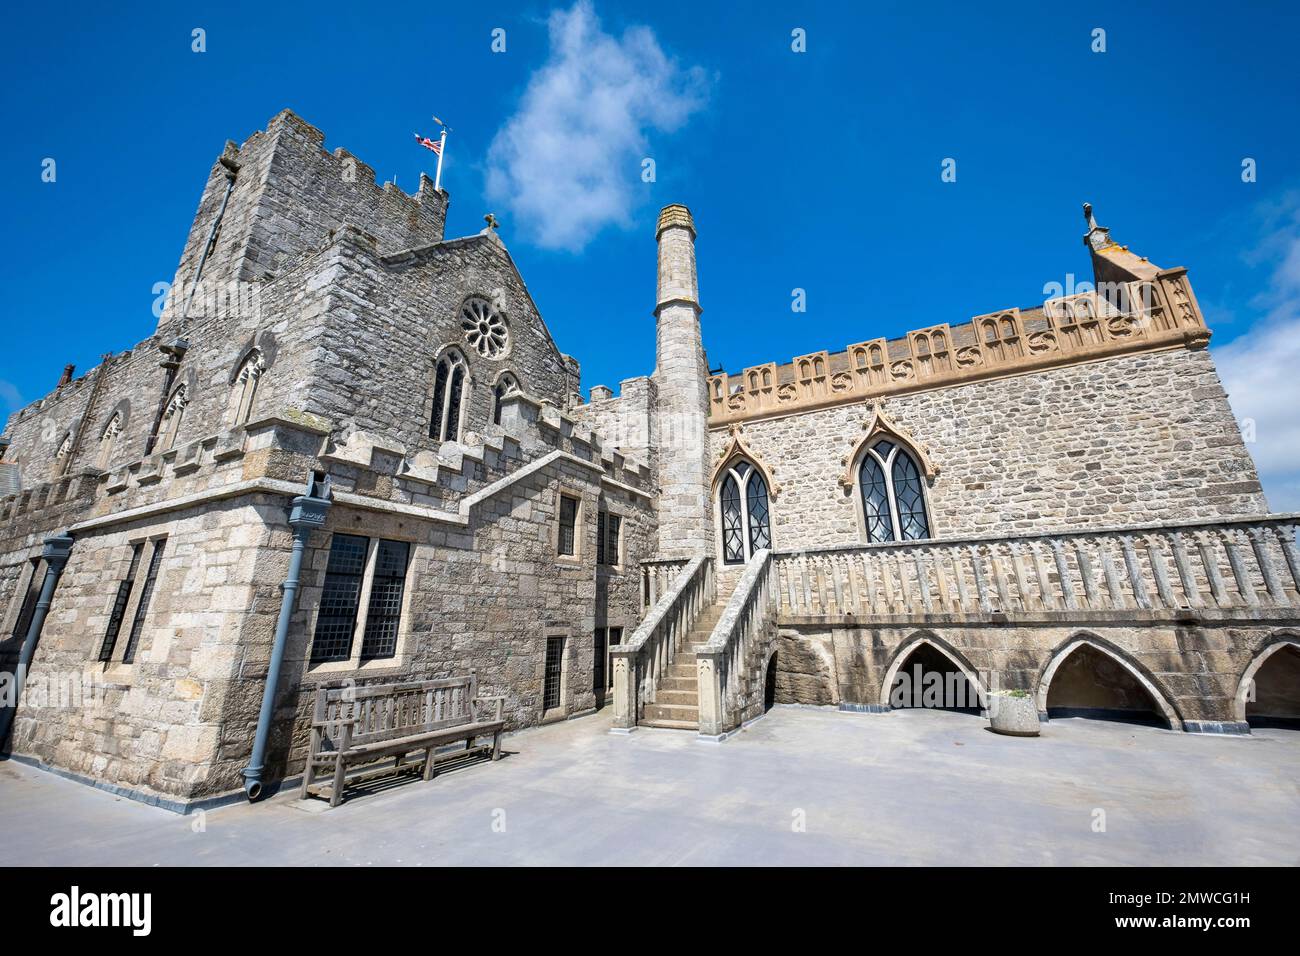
[653,204,713,558]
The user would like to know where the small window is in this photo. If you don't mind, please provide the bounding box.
[121,539,167,664]
[543,635,565,712]
[596,510,621,567]
[97,413,123,471]
[492,373,519,425]
[230,351,264,426]
[160,385,188,452]
[99,542,144,661]
[558,495,579,557]
[10,559,44,642]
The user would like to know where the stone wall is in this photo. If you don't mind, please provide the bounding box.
[709,346,1267,554]
[4,387,656,805]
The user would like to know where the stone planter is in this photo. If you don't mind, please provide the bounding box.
[987,691,1040,737]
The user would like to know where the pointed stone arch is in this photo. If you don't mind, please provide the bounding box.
[839,403,938,491]
[1234,632,1300,724]
[878,632,988,710]
[1036,633,1183,731]
[710,424,780,499]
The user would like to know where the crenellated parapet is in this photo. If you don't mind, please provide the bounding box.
[709,268,1210,427]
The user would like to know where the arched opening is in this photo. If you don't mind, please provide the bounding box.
[229,350,264,427]
[1041,641,1173,728]
[717,458,772,565]
[763,652,778,712]
[1242,642,1300,730]
[492,372,520,425]
[884,640,983,715]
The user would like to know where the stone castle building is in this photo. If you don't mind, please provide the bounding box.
[2,110,1297,811]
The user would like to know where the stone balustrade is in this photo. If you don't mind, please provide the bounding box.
[640,558,690,611]
[698,549,778,738]
[773,515,1300,622]
[612,555,714,730]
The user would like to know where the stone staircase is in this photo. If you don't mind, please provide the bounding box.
[640,581,736,730]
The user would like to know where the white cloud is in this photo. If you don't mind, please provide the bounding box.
[1214,198,1300,512]
[485,1,708,251]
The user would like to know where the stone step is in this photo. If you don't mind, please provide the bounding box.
[655,689,698,705]
[657,676,696,692]
[665,664,696,680]
[639,718,698,731]
[643,702,699,722]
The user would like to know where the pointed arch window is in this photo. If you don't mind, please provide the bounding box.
[429,349,468,442]
[718,459,772,565]
[160,384,188,452]
[230,351,264,426]
[492,372,520,425]
[51,432,74,478]
[97,413,123,470]
[859,439,930,543]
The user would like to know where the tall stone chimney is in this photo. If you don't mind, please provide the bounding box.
[653,204,713,558]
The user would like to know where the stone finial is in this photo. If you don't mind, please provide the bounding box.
[1082,201,1112,251]
[656,203,696,240]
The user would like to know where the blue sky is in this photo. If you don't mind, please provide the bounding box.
[3,1,1299,505]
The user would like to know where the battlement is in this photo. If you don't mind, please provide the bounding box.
[156,108,450,336]
[708,268,1210,427]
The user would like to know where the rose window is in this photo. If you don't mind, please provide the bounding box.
[461,297,509,357]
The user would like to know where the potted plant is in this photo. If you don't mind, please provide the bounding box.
[987,689,1040,736]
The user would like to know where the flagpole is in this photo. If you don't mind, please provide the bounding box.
[434,128,447,192]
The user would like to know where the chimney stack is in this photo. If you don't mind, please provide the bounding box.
[652,204,713,558]
[58,364,75,388]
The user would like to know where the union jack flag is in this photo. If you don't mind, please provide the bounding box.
[414,132,442,155]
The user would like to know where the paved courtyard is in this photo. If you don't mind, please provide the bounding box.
[3,706,1298,866]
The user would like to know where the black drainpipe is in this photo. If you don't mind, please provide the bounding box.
[242,472,332,800]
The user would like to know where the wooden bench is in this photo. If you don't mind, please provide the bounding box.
[300,675,506,807]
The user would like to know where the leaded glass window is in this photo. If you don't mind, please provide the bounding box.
[310,534,367,663]
[858,439,930,543]
[359,540,410,660]
[717,459,773,565]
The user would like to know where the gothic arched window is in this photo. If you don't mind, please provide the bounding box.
[230,351,264,427]
[859,439,930,543]
[160,384,189,452]
[97,413,123,470]
[492,372,520,425]
[429,349,468,442]
[718,459,772,565]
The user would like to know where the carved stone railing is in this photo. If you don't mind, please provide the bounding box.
[640,558,690,611]
[612,555,714,730]
[774,515,1300,622]
[708,279,1209,426]
[698,549,777,737]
